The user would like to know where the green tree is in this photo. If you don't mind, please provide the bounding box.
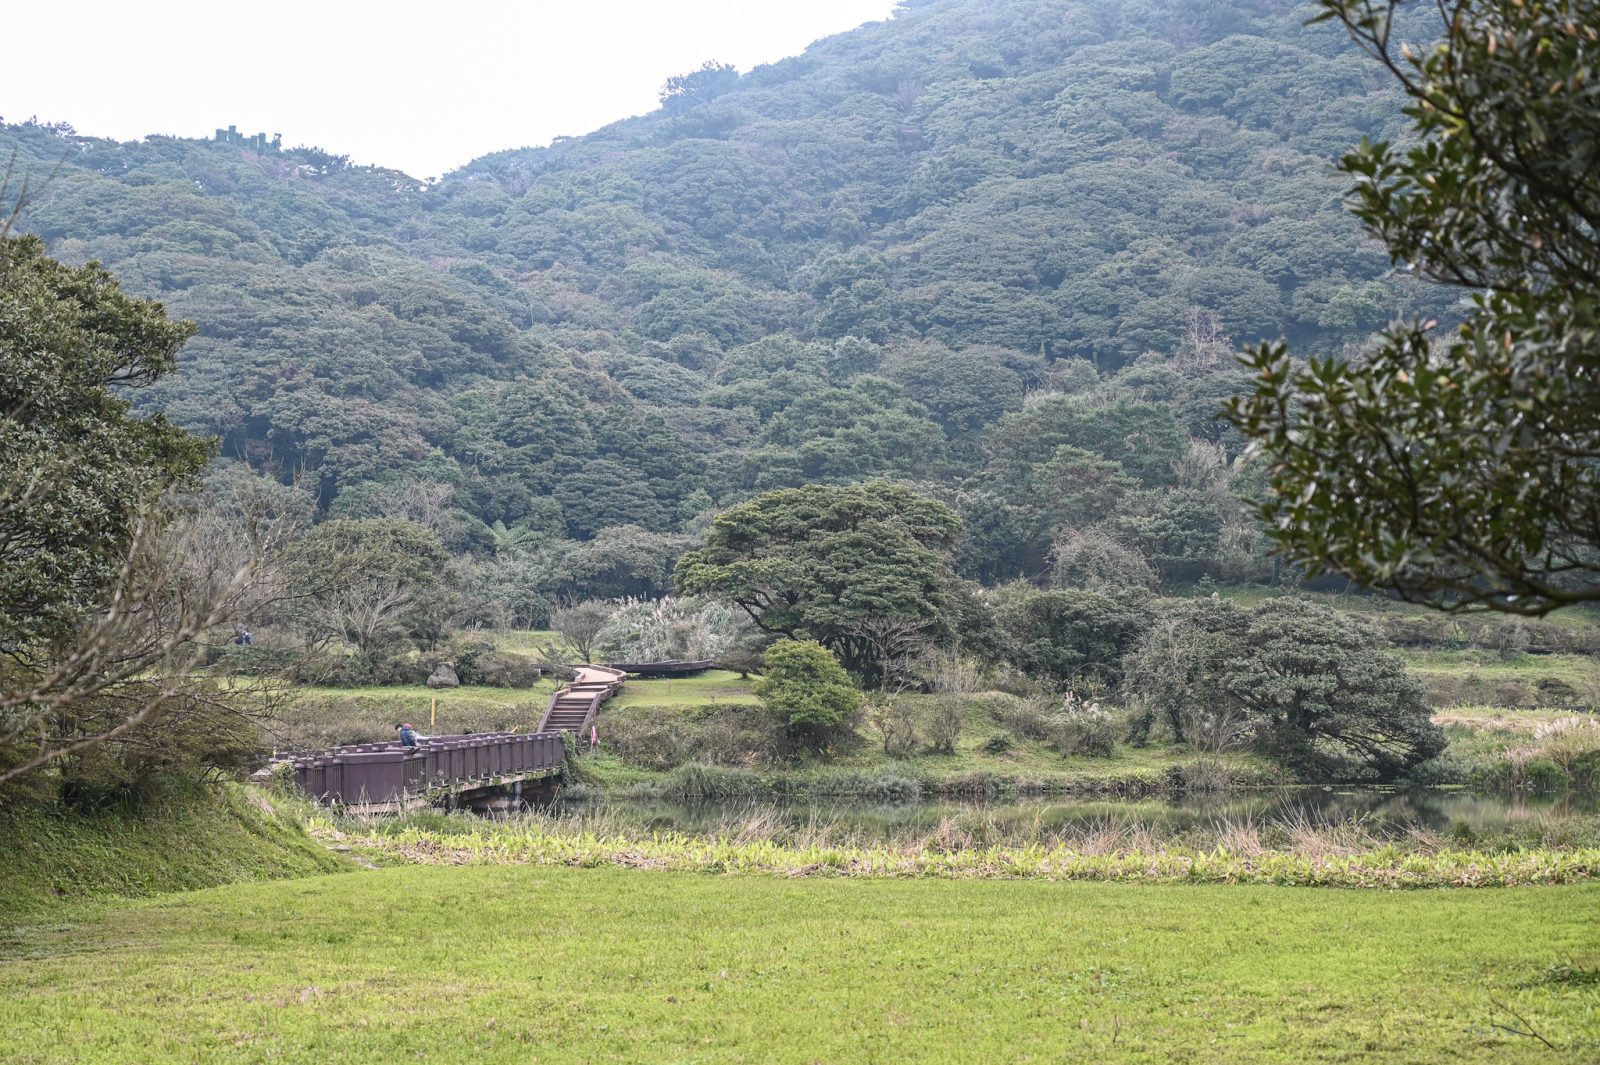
[991,584,1149,691]
[551,600,615,663]
[660,61,741,112]
[755,639,860,741]
[674,481,961,681]
[0,234,210,647]
[281,518,451,658]
[1,236,283,797]
[1228,0,1600,614]
[1125,597,1444,779]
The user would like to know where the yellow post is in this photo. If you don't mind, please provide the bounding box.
[431,697,437,729]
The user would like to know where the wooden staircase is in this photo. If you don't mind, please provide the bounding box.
[538,666,626,735]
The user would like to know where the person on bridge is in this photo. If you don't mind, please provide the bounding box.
[396,722,418,748]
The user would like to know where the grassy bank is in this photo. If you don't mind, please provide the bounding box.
[0,786,349,921]
[4,866,1597,1062]
[331,809,1600,888]
[273,682,561,748]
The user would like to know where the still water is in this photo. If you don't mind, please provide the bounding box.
[550,788,1599,843]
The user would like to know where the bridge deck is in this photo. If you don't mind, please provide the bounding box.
[287,731,564,814]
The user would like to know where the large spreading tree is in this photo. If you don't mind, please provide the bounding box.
[1229,0,1600,614]
[674,481,962,683]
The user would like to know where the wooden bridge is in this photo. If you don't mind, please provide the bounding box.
[284,660,719,813]
[603,659,715,678]
[285,664,630,812]
[286,731,566,815]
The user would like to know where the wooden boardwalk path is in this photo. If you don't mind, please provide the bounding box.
[285,659,710,812]
[539,665,626,734]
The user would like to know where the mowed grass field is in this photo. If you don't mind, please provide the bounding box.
[4,867,1598,1063]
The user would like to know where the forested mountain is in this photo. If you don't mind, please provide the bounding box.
[2,0,1445,610]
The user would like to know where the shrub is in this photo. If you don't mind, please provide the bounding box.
[447,639,545,688]
[869,699,920,757]
[205,644,303,676]
[994,697,1054,742]
[756,640,861,742]
[1046,694,1119,758]
[1533,716,1600,790]
[596,596,755,662]
[981,733,1012,755]
[922,696,965,755]
[1124,597,1444,781]
[991,584,1150,691]
[287,651,428,688]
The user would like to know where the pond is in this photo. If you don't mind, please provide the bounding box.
[544,787,1600,845]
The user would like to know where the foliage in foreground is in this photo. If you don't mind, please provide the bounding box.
[1230,0,1600,614]
[0,235,280,801]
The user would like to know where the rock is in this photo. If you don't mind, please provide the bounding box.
[427,662,460,689]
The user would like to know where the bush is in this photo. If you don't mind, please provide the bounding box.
[756,640,861,742]
[992,584,1150,691]
[287,651,428,688]
[988,695,1053,742]
[981,733,1012,755]
[923,696,965,755]
[869,699,920,757]
[1124,597,1444,781]
[447,639,545,688]
[596,596,755,662]
[1533,717,1600,790]
[1045,694,1119,758]
[204,644,303,676]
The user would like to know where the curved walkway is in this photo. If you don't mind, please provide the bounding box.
[538,665,626,733]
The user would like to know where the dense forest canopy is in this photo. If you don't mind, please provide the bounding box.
[2,0,1446,598]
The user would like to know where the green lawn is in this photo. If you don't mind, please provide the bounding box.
[490,628,575,657]
[608,669,762,708]
[3,867,1597,1063]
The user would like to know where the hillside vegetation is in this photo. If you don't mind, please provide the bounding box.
[2,0,1444,597]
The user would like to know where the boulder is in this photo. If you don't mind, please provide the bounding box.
[427,662,460,689]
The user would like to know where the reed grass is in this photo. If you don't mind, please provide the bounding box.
[325,805,1600,888]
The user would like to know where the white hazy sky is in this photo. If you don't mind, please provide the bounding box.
[2,0,901,179]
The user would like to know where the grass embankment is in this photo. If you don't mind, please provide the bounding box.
[0,786,348,921]
[276,681,562,748]
[273,642,1589,793]
[1405,650,1600,709]
[4,866,1597,1062]
[584,676,1278,797]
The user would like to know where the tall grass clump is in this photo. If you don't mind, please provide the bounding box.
[659,763,765,800]
[1479,715,1600,793]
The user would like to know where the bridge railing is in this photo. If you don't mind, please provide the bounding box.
[290,731,564,807]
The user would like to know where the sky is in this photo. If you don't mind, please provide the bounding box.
[1,0,902,179]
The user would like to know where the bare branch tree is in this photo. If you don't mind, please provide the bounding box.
[0,480,304,787]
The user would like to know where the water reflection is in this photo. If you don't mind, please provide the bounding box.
[551,787,1600,842]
